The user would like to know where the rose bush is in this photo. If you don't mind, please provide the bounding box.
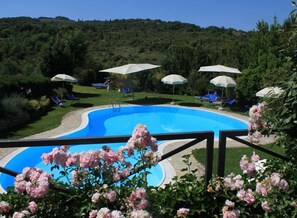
[1,124,296,218]
[247,102,267,143]
[0,124,161,217]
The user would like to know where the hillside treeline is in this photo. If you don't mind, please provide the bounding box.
[0,16,296,105]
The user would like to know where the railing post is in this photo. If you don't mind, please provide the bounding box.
[205,132,214,188]
[218,131,227,177]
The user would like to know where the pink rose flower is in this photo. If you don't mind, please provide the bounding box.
[270,173,281,186]
[131,210,151,218]
[251,152,260,162]
[225,200,235,208]
[261,201,271,212]
[89,210,98,218]
[104,149,119,166]
[14,168,51,199]
[177,208,190,218]
[223,210,240,218]
[28,201,38,213]
[256,183,268,197]
[0,201,10,213]
[91,192,101,203]
[237,189,255,205]
[41,153,53,165]
[106,190,117,202]
[97,207,110,217]
[278,179,289,192]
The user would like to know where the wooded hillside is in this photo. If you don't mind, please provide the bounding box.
[0,16,295,103]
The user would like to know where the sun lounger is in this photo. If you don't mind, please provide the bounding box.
[222,96,235,106]
[209,93,220,103]
[92,77,110,89]
[195,93,220,103]
[195,94,211,102]
[67,93,79,101]
[122,87,132,95]
[50,96,63,107]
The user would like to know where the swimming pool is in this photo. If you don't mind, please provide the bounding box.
[0,105,248,191]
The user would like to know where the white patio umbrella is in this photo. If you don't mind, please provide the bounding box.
[199,65,241,74]
[161,74,187,104]
[51,74,78,83]
[210,75,236,100]
[51,74,78,100]
[100,63,160,99]
[256,86,284,98]
[210,75,236,88]
[99,63,160,75]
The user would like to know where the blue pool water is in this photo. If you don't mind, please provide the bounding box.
[0,106,247,190]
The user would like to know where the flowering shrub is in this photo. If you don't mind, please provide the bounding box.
[146,152,296,217]
[247,102,267,143]
[207,153,296,218]
[0,124,296,217]
[0,124,161,217]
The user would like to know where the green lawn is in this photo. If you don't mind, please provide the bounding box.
[192,144,285,175]
[2,85,246,140]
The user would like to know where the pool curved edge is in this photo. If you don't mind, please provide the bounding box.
[0,147,28,193]
[0,105,249,193]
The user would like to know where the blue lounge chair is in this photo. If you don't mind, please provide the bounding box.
[92,77,110,89]
[223,96,235,106]
[208,93,220,103]
[195,93,220,103]
[51,96,63,107]
[195,93,211,102]
[122,87,132,95]
[67,93,79,101]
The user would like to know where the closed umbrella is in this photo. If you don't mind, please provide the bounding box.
[199,65,241,74]
[161,74,187,104]
[256,87,284,98]
[210,75,236,100]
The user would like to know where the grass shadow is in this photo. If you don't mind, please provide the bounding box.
[68,102,94,108]
[73,92,101,98]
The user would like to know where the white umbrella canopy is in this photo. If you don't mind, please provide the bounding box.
[51,74,78,82]
[256,86,284,98]
[199,65,241,74]
[100,63,160,99]
[99,63,160,75]
[161,74,187,104]
[210,75,236,88]
[51,74,78,100]
[161,74,188,85]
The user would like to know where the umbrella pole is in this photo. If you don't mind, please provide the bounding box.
[172,85,175,104]
[61,82,64,100]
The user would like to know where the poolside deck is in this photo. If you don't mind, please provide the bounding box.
[0,105,274,184]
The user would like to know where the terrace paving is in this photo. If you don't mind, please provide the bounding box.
[0,105,275,185]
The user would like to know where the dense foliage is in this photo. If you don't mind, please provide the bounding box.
[0,15,294,100]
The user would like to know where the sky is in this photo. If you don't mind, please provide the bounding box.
[0,0,294,31]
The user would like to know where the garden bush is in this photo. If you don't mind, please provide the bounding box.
[0,94,51,133]
[0,93,33,132]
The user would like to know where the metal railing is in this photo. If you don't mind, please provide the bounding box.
[0,131,214,188]
[217,129,289,177]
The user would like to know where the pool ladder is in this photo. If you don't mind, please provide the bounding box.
[109,98,121,111]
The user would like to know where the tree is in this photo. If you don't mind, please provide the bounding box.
[40,29,88,78]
